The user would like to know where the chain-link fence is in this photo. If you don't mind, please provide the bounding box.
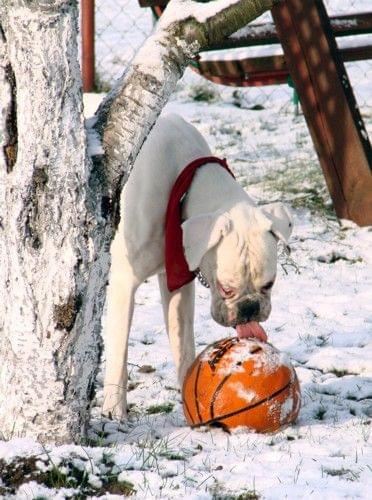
[94,0,372,112]
[95,0,152,90]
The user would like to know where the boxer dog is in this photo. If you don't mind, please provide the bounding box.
[103,114,292,420]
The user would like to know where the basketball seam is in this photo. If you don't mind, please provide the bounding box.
[195,339,238,422]
[194,361,203,423]
[210,374,231,419]
[250,346,263,354]
[210,345,263,419]
[190,380,292,428]
[183,398,195,424]
[208,337,240,371]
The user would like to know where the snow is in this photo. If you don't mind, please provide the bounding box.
[133,0,264,79]
[1,1,372,498]
[202,339,293,377]
[0,438,43,462]
[102,87,367,498]
[85,116,105,156]
[3,89,370,498]
[158,0,250,27]
[280,394,295,421]
[232,382,257,403]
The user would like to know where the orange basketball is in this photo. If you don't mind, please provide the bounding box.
[182,337,301,432]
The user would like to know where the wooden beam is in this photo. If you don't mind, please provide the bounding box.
[139,0,372,48]
[194,45,372,87]
[341,44,372,62]
[272,0,372,226]
[209,12,372,50]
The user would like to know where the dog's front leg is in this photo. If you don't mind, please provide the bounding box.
[103,234,138,421]
[158,273,196,385]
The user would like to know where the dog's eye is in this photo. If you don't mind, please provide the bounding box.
[217,281,236,299]
[261,281,274,293]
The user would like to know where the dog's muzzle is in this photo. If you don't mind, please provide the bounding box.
[236,299,260,323]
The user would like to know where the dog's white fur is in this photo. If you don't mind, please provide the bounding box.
[103,114,292,420]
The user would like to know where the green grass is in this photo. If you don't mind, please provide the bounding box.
[314,406,327,420]
[146,402,174,414]
[159,451,186,461]
[209,480,260,500]
[329,368,352,378]
[322,467,361,481]
[211,488,260,500]
[94,71,112,93]
[189,83,219,103]
[315,334,330,347]
[0,454,135,497]
[256,158,335,218]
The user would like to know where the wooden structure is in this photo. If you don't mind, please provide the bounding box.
[143,1,372,88]
[138,0,372,226]
[272,1,372,225]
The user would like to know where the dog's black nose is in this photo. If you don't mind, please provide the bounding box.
[237,300,260,322]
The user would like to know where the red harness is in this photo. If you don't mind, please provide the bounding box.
[165,156,235,292]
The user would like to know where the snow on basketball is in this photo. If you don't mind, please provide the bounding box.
[182,337,301,432]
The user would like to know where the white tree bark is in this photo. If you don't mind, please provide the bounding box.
[0,0,276,443]
[0,1,107,443]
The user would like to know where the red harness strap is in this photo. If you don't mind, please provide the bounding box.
[165,156,235,292]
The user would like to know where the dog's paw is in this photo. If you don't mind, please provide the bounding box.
[102,407,128,422]
[102,389,128,422]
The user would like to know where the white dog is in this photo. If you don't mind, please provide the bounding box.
[103,114,292,420]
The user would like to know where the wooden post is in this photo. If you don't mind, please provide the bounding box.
[81,0,95,92]
[272,0,372,226]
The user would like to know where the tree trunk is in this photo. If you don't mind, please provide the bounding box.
[0,1,107,443]
[0,0,276,443]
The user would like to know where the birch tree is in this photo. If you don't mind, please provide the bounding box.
[0,0,277,443]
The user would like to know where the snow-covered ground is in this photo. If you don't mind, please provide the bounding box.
[1,1,371,498]
[1,91,371,498]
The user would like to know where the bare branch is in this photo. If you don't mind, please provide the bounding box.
[97,0,277,222]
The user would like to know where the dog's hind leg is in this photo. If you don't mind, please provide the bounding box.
[103,231,139,421]
[158,273,196,385]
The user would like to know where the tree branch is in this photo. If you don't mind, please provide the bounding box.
[96,0,277,224]
[165,0,279,48]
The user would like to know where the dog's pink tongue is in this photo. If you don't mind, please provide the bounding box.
[236,321,268,342]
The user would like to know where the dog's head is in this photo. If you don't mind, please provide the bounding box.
[182,202,292,328]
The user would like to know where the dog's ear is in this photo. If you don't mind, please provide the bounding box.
[182,211,231,271]
[261,202,293,243]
